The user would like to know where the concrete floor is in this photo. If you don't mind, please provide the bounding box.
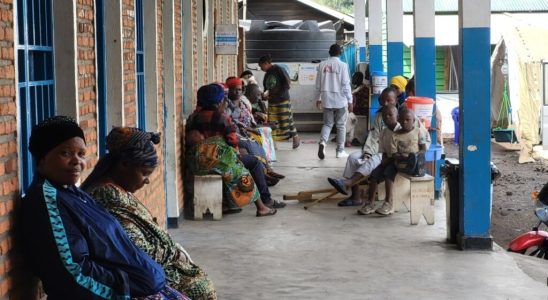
[170,134,548,299]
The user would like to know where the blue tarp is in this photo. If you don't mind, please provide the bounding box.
[340,42,357,76]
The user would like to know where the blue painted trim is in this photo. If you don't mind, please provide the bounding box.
[42,181,116,298]
[459,27,491,237]
[414,37,436,99]
[18,0,55,191]
[387,42,404,80]
[369,44,383,129]
[136,0,146,130]
[359,46,366,62]
[96,0,107,156]
[368,44,383,73]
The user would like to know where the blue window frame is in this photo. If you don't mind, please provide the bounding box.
[135,0,146,130]
[17,0,55,190]
[96,0,107,156]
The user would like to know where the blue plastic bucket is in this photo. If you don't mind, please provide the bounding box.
[425,144,443,161]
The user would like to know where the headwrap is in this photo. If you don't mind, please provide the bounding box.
[390,75,408,92]
[29,116,85,161]
[106,127,161,167]
[197,83,225,108]
[226,77,243,88]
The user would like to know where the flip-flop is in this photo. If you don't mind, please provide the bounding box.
[337,198,364,207]
[222,208,243,215]
[327,177,348,195]
[256,208,277,217]
[292,136,301,149]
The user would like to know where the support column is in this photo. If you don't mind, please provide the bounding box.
[368,0,383,128]
[414,0,441,196]
[163,0,182,227]
[354,0,366,62]
[413,0,436,101]
[458,0,492,250]
[386,0,403,80]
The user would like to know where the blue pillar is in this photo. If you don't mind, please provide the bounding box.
[368,0,383,128]
[458,0,492,250]
[354,0,367,62]
[413,0,441,195]
[386,0,403,80]
[413,0,436,107]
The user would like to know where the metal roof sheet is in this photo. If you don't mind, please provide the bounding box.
[403,0,548,13]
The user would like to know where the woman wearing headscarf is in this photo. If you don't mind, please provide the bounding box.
[258,54,301,148]
[20,116,186,299]
[389,75,408,105]
[185,83,279,215]
[224,77,284,185]
[81,127,216,300]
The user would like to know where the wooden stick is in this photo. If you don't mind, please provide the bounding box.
[303,176,370,210]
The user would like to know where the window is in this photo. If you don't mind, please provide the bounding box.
[96,0,107,155]
[17,0,55,189]
[136,0,146,130]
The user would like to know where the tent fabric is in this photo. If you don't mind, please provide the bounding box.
[490,15,548,162]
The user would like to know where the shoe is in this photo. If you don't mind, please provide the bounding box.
[357,203,376,215]
[267,170,285,179]
[318,142,326,160]
[327,177,348,195]
[375,201,393,216]
[337,198,363,207]
[265,199,286,208]
[265,175,280,187]
[336,151,349,158]
[345,142,352,148]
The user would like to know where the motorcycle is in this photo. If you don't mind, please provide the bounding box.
[507,184,548,259]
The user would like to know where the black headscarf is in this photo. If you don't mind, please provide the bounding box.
[29,116,85,161]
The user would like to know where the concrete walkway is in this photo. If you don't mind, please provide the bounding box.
[170,135,547,299]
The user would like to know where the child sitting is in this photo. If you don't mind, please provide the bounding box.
[326,88,399,207]
[391,107,430,177]
[357,104,400,215]
[359,107,430,216]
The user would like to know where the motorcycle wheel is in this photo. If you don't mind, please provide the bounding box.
[508,242,548,259]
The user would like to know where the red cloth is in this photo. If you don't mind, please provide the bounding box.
[226,77,243,88]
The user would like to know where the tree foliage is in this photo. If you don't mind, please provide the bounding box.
[314,0,354,15]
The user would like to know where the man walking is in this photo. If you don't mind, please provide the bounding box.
[315,44,353,159]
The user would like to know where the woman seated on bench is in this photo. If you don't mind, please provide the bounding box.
[82,127,217,299]
[20,116,186,299]
[185,83,279,216]
[224,77,284,187]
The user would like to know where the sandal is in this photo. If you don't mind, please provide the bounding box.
[222,208,243,215]
[292,135,301,149]
[337,198,363,207]
[327,177,348,195]
[256,208,277,217]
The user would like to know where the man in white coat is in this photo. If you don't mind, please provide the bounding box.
[315,44,353,159]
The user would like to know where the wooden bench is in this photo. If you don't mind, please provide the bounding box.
[378,173,435,225]
[193,175,223,220]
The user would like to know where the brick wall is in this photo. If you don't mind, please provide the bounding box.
[174,0,184,212]
[0,0,16,297]
[122,0,136,127]
[77,0,98,178]
[133,0,166,228]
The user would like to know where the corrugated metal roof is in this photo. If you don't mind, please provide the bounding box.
[402,0,548,13]
[297,0,354,25]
